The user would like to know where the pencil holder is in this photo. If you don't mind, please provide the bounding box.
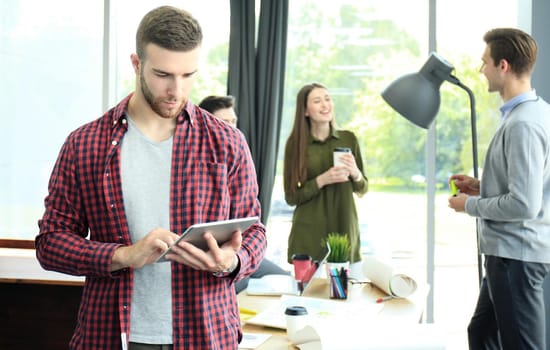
[329,268,348,299]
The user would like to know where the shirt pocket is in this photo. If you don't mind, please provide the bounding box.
[195,161,231,219]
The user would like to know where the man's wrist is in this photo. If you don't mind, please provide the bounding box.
[212,254,239,277]
[111,245,130,271]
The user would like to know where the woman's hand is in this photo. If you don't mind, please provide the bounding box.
[338,153,362,182]
[316,166,351,188]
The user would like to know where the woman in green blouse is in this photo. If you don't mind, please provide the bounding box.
[283,82,368,269]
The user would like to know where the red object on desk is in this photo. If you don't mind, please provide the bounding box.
[291,254,317,283]
[376,295,394,303]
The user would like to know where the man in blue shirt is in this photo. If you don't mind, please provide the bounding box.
[449,28,550,349]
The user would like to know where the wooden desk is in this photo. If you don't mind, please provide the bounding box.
[0,248,85,350]
[239,278,428,349]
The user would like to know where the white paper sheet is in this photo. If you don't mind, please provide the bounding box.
[238,332,272,349]
[293,322,446,350]
[245,295,383,329]
[246,274,300,296]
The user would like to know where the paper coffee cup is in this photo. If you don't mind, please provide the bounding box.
[285,306,309,343]
[333,147,351,167]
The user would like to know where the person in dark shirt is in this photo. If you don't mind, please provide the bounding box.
[283,82,368,275]
[199,95,291,293]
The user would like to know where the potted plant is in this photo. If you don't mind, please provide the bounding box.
[324,232,351,275]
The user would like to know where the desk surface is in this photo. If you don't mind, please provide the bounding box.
[1,249,428,349]
[239,278,428,349]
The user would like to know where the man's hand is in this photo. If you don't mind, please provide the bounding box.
[449,174,480,196]
[448,192,468,212]
[111,228,179,271]
[164,230,242,273]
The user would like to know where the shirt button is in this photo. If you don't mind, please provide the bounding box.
[121,118,127,124]
[111,140,118,146]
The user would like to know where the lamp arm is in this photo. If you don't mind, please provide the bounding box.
[446,75,479,180]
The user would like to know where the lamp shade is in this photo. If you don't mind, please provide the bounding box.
[381,52,455,129]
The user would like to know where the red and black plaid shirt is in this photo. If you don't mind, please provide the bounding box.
[36,94,266,350]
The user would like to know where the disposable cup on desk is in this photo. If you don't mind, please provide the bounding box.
[285,306,309,343]
[291,254,317,284]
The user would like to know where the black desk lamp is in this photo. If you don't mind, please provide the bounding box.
[381,52,482,284]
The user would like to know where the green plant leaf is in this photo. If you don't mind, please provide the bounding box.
[323,232,351,263]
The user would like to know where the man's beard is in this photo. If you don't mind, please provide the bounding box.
[140,71,185,119]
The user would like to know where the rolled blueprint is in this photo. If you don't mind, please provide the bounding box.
[362,256,417,298]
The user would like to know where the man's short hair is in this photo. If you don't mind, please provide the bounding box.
[198,95,236,114]
[136,6,203,60]
[483,28,537,76]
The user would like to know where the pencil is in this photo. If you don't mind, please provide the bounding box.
[376,295,394,303]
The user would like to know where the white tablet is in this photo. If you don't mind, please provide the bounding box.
[156,216,259,262]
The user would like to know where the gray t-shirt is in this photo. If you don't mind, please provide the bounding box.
[121,116,173,344]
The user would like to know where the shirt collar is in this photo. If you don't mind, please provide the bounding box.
[500,89,537,120]
[177,100,195,126]
[308,127,341,144]
[110,94,132,129]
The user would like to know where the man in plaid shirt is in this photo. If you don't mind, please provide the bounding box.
[35,6,266,350]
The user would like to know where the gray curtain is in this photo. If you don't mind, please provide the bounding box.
[228,0,288,224]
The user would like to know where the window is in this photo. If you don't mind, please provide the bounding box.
[0,0,103,239]
[267,1,522,348]
[0,1,229,240]
[434,0,519,344]
[268,0,430,280]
